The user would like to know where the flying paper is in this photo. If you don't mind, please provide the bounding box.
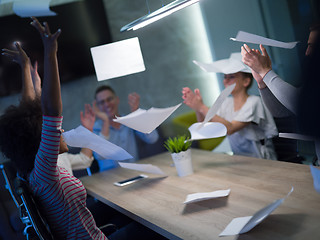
[62,125,132,161]
[196,83,235,130]
[13,0,56,17]
[220,187,294,236]
[113,103,182,134]
[184,189,230,204]
[90,37,145,81]
[118,162,166,175]
[230,31,298,49]
[193,53,251,74]
[188,122,227,141]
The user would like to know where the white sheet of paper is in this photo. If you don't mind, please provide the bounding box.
[62,125,132,161]
[193,53,251,74]
[279,132,315,141]
[184,189,230,204]
[197,83,235,130]
[310,165,320,194]
[113,103,182,134]
[118,162,166,175]
[90,37,145,81]
[220,187,294,236]
[230,31,298,49]
[13,0,56,17]
[188,122,227,141]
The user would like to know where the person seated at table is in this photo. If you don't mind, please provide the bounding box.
[91,85,159,171]
[182,53,278,160]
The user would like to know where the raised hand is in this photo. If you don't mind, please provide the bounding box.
[182,87,204,110]
[30,61,42,97]
[80,104,96,132]
[128,92,140,112]
[30,17,61,54]
[241,44,272,78]
[2,42,35,101]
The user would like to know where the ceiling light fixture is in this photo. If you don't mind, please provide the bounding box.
[120,0,200,32]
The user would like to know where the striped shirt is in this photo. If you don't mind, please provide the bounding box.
[29,116,107,240]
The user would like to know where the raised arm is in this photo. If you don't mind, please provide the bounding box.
[80,104,95,158]
[182,87,208,122]
[2,42,35,101]
[30,17,61,116]
[128,92,140,112]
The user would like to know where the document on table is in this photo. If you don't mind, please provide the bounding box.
[230,31,298,49]
[310,165,320,194]
[90,37,145,81]
[193,53,251,74]
[188,122,227,141]
[63,125,133,161]
[113,103,182,134]
[184,189,230,204]
[13,0,57,17]
[220,187,294,236]
[197,83,235,130]
[118,162,166,175]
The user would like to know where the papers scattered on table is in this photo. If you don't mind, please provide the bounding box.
[62,125,133,161]
[220,187,294,236]
[230,31,298,49]
[279,132,315,141]
[13,0,57,17]
[119,162,166,175]
[310,165,320,194]
[188,122,227,141]
[90,37,145,81]
[193,53,251,74]
[184,189,230,204]
[113,103,182,134]
[197,83,235,130]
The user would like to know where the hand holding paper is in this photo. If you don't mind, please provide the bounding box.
[62,125,132,161]
[113,103,182,134]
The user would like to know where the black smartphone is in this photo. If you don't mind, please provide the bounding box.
[113,174,148,186]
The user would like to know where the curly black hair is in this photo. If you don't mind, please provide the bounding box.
[0,98,43,176]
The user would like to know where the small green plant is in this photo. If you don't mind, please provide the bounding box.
[163,135,191,153]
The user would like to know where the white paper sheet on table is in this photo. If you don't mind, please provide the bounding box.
[230,31,298,49]
[13,0,57,17]
[90,37,145,81]
[310,166,320,194]
[188,122,227,141]
[113,103,182,134]
[193,53,251,74]
[184,189,230,204]
[118,162,166,175]
[220,187,294,236]
[196,84,235,130]
[62,125,132,161]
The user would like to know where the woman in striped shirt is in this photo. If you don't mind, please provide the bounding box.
[0,18,107,239]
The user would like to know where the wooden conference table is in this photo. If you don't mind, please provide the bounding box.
[80,149,320,240]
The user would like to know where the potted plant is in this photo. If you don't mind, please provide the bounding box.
[164,135,193,177]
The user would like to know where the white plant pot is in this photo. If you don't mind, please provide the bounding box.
[171,149,193,177]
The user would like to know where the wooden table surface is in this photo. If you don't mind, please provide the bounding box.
[80,149,320,240]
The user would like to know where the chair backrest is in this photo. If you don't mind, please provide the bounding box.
[16,179,55,240]
[0,161,21,208]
